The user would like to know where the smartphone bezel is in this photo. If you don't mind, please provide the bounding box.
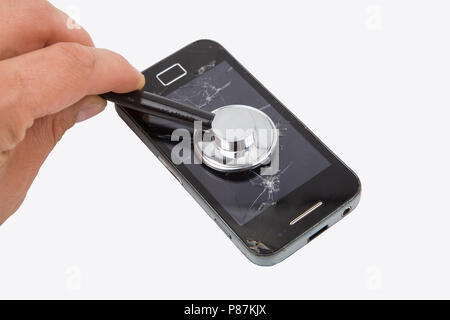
[118,39,361,256]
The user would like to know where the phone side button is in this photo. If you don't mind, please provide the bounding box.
[158,156,182,185]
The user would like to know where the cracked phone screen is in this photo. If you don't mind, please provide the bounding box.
[145,61,330,226]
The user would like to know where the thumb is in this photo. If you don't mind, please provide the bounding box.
[75,96,108,124]
[50,95,107,144]
[0,96,107,221]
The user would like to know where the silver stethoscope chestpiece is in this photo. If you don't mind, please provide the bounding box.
[193,105,278,173]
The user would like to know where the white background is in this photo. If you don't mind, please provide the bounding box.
[0,0,449,299]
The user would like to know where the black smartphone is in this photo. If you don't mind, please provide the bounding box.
[116,40,361,266]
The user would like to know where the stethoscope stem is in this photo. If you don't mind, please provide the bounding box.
[101,90,215,129]
[102,91,278,173]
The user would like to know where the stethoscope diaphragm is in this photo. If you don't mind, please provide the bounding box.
[193,105,278,173]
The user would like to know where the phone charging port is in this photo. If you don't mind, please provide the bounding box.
[308,225,329,243]
[343,207,351,216]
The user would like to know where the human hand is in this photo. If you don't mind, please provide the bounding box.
[0,0,145,224]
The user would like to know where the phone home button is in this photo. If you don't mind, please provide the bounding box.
[289,201,323,226]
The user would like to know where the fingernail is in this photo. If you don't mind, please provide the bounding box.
[76,96,107,123]
[137,73,146,90]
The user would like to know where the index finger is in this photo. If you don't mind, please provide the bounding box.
[0,42,145,121]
